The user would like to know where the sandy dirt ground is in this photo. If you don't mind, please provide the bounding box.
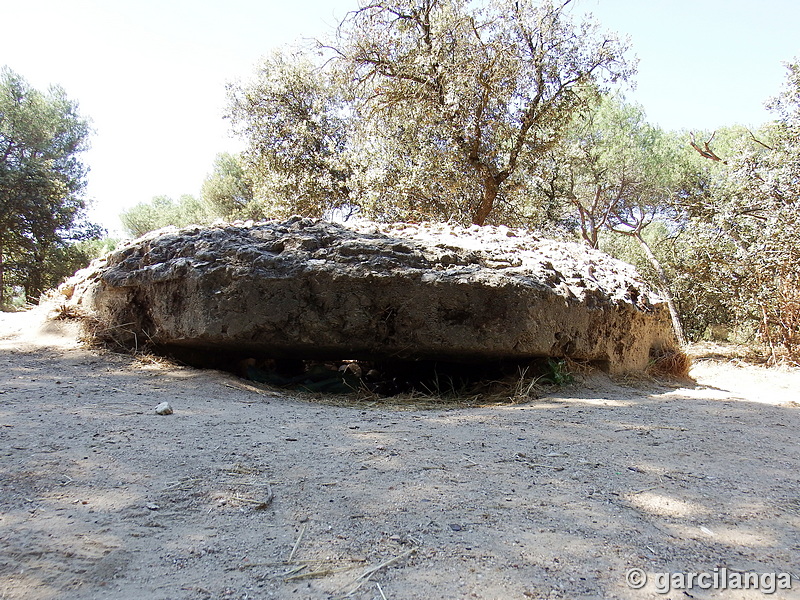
[0,308,798,600]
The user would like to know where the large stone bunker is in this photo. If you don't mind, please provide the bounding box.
[58,217,677,381]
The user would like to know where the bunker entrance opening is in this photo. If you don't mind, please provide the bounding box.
[156,345,593,397]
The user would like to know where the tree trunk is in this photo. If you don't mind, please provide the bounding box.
[0,243,4,308]
[634,231,687,345]
[760,304,779,364]
[576,204,600,249]
[472,172,500,226]
[25,248,44,304]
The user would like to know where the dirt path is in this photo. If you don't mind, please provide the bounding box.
[1,309,798,600]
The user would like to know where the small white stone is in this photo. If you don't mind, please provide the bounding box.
[154,402,173,415]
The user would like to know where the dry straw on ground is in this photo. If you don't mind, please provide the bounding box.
[647,347,693,379]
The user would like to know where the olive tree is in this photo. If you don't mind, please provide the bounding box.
[226,51,352,219]
[342,0,633,224]
[228,0,633,225]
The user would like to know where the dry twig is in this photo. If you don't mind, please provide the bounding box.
[336,546,418,598]
[288,523,307,563]
[284,564,363,581]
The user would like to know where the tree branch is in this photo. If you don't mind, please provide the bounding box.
[748,129,775,150]
[689,131,727,164]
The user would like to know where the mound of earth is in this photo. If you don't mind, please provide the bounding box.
[55,217,677,375]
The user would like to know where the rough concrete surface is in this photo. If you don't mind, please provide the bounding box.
[58,217,677,374]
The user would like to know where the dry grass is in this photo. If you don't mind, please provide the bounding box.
[647,347,693,379]
[44,302,691,406]
[44,301,165,362]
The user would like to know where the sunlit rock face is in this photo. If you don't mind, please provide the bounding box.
[58,216,677,374]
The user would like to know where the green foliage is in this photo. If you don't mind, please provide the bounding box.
[226,51,352,219]
[0,237,116,310]
[537,96,686,247]
[228,0,633,225]
[119,152,262,238]
[119,194,212,238]
[600,224,730,341]
[0,66,98,305]
[540,358,574,386]
[343,0,633,225]
[200,153,258,220]
[72,237,119,263]
[118,5,800,361]
[535,95,691,342]
[662,61,800,360]
[599,223,669,280]
[582,62,800,360]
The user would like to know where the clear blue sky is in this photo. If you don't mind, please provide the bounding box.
[2,0,798,234]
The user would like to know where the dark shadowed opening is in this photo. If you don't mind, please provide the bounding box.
[155,344,603,397]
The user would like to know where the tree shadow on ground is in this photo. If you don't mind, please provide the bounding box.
[0,344,797,599]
